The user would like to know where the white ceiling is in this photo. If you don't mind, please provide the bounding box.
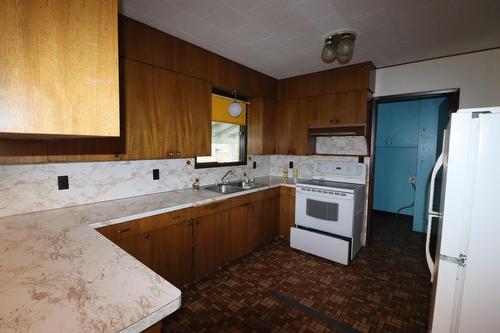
[120,0,500,79]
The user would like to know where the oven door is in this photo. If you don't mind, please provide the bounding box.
[295,187,354,238]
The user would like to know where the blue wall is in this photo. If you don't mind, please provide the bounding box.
[374,97,449,232]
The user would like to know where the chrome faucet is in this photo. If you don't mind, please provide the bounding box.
[221,170,233,184]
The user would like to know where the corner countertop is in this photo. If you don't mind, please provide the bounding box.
[0,176,296,333]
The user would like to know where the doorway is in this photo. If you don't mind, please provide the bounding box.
[366,89,459,244]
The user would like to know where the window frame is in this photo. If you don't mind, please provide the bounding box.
[195,89,248,169]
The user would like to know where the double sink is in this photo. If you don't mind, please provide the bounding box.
[205,180,265,194]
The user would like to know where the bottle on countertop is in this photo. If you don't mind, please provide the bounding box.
[282,168,289,184]
[192,177,200,191]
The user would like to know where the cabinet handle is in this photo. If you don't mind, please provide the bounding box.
[187,220,193,226]
[143,232,150,239]
[176,152,180,157]
[169,152,174,157]
[117,228,131,234]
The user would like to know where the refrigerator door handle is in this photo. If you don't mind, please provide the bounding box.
[426,152,444,282]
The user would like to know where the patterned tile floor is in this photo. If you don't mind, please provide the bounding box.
[163,213,432,332]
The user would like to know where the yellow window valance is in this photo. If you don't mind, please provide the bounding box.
[212,95,246,126]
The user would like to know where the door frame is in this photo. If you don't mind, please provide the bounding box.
[365,88,460,246]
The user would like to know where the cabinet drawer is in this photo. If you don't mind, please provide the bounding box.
[193,200,231,218]
[150,208,192,229]
[97,208,192,242]
[229,192,259,208]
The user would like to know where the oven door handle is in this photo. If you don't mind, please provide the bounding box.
[296,189,352,201]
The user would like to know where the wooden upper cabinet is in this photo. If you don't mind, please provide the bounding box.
[248,98,276,155]
[277,62,375,100]
[119,16,276,99]
[121,59,163,160]
[173,73,212,158]
[0,0,119,137]
[119,15,173,70]
[310,90,369,126]
[121,59,211,160]
[276,99,299,155]
[208,54,242,92]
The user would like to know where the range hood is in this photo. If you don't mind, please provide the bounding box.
[307,123,369,156]
[307,123,366,137]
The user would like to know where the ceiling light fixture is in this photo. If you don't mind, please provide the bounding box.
[228,90,242,117]
[321,30,357,65]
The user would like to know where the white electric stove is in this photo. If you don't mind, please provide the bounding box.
[291,161,366,265]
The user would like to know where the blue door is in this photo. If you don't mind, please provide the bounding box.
[373,147,417,215]
[374,97,449,232]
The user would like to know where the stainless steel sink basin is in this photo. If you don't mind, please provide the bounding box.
[229,181,265,189]
[204,184,245,194]
[204,181,266,194]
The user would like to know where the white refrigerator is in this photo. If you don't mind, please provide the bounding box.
[426,106,500,332]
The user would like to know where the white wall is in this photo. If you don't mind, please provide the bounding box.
[374,48,500,108]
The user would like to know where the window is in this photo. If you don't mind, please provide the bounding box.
[195,93,247,168]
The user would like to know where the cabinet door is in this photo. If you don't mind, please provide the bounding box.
[334,91,368,124]
[248,98,264,155]
[226,204,250,261]
[263,195,280,243]
[0,0,119,137]
[193,211,227,279]
[248,98,277,155]
[373,147,417,215]
[389,100,420,147]
[151,220,193,288]
[122,59,164,159]
[152,66,177,158]
[376,102,392,147]
[276,99,299,155]
[117,232,152,268]
[174,74,211,157]
[279,187,296,238]
[311,95,335,125]
[248,200,265,250]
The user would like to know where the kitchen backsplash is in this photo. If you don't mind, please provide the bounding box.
[0,153,370,243]
[0,156,270,218]
[315,136,368,155]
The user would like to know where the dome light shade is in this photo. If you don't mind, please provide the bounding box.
[336,36,355,64]
[228,101,242,117]
[320,30,356,65]
[321,38,336,63]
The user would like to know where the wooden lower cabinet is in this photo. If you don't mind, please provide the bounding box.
[117,232,153,268]
[226,203,251,261]
[97,188,285,287]
[247,200,264,251]
[279,187,296,238]
[97,209,194,288]
[193,210,228,280]
[263,194,280,243]
[151,221,193,288]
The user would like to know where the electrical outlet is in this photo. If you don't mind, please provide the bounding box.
[289,161,293,169]
[57,175,69,190]
[153,169,160,180]
[253,161,257,169]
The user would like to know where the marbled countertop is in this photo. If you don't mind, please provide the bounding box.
[0,176,296,333]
